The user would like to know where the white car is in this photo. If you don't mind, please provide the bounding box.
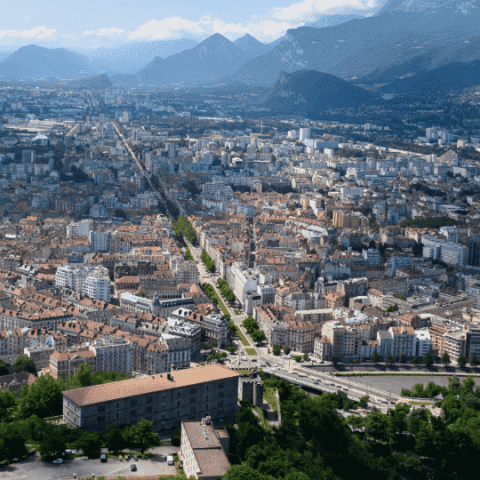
[53,459,64,465]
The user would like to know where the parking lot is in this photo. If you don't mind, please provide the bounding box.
[347,375,480,396]
[0,449,178,480]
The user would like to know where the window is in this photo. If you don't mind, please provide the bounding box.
[218,400,224,407]
[219,382,225,389]
[146,396,153,404]
[205,385,209,392]
[177,400,181,407]
[178,392,181,398]
[130,409,137,417]
[219,392,224,398]
[116,403,120,409]
[206,403,209,410]
[191,407,196,414]
[146,406,152,414]
[190,387,197,395]
[130,399,137,407]
[177,410,180,416]
[206,395,209,401]
[97,415,106,423]
[190,396,196,404]
[97,406,105,413]
[116,412,120,420]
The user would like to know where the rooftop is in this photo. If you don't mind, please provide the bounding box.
[63,364,241,407]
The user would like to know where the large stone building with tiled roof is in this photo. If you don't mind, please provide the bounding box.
[62,364,240,433]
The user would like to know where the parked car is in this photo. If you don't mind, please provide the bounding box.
[130,464,137,471]
[53,459,64,465]
[100,453,107,462]
[133,455,138,461]
[65,449,75,455]
[167,455,175,465]
[313,381,320,385]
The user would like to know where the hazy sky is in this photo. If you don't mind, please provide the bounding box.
[0,0,381,48]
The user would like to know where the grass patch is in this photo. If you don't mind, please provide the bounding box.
[245,348,257,355]
[234,310,240,315]
[264,386,278,414]
[408,401,431,405]
[235,326,250,346]
[233,368,250,374]
[253,406,270,430]
[209,289,230,317]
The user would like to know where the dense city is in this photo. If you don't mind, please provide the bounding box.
[1,62,480,480]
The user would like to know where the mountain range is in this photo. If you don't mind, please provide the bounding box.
[80,39,199,74]
[2,0,480,95]
[138,33,253,86]
[0,45,90,79]
[260,70,380,118]
[230,0,480,86]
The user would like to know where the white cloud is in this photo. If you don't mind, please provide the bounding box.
[83,27,126,37]
[0,26,57,40]
[128,17,206,40]
[273,0,379,22]
[86,0,382,45]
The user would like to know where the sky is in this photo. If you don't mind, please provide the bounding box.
[0,0,381,49]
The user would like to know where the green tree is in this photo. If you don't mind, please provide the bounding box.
[471,355,479,367]
[458,354,467,368]
[294,355,302,362]
[227,321,236,336]
[0,390,15,422]
[251,330,266,343]
[76,432,102,458]
[441,351,451,367]
[423,352,434,367]
[106,423,125,454]
[131,418,160,454]
[412,356,419,365]
[0,359,9,376]
[371,349,380,363]
[223,464,269,480]
[19,374,63,419]
[365,410,390,442]
[39,430,66,459]
[0,423,26,461]
[385,354,395,364]
[303,353,309,361]
[399,353,407,363]
[283,346,291,355]
[359,396,369,408]
[243,316,258,334]
[13,355,37,375]
[171,426,181,446]
[272,344,281,355]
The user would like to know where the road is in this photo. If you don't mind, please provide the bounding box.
[113,121,180,218]
[185,238,246,323]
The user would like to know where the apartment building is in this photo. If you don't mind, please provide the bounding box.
[84,266,111,302]
[228,264,258,307]
[89,336,134,375]
[62,364,241,432]
[389,326,416,358]
[181,419,231,480]
[67,219,94,237]
[49,350,97,380]
[89,231,111,253]
[169,308,228,349]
